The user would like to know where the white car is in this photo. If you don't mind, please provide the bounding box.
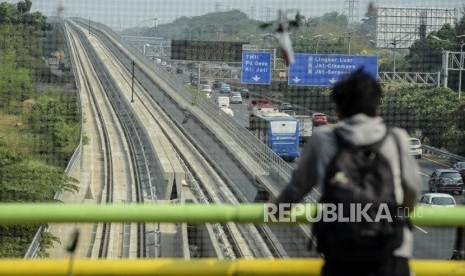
[409,138,422,159]
[419,193,456,207]
[220,107,234,117]
[200,84,212,99]
[230,92,242,104]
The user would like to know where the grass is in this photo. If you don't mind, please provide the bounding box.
[0,112,36,155]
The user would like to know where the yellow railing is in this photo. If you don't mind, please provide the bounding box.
[0,203,464,276]
[1,259,465,276]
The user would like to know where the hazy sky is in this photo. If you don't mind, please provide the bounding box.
[22,0,464,29]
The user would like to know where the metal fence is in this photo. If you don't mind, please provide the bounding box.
[24,22,84,259]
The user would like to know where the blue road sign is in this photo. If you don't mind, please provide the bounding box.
[241,52,272,85]
[288,54,378,86]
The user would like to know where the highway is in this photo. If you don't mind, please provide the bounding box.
[206,89,462,259]
[35,18,464,261]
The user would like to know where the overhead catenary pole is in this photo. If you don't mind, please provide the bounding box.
[131,61,135,103]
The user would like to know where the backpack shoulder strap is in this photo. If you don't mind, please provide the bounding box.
[388,128,403,172]
[388,129,413,228]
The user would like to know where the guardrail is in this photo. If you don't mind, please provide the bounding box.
[24,21,84,259]
[7,203,465,275]
[2,203,465,226]
[1,259,464,276]
[423,145,465,164]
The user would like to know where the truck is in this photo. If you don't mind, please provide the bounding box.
[216,97,234,117]
[248,98,278,128]
[216,96,230,108]
[294,115,313,146]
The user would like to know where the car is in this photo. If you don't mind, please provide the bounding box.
[281,109,296,116]
[312,112,328,125]
[279,102,294,111]
[200,84,212,99]
[200,84,211,93]
[420,193,456,207]
[220,84,231,93]
[176,67,183,74]
[428,169,463,195]
[240,87,249,98]
[452,162,465,180]
[409,138,422,159]
[213,80,222,89]
[230,92,242,104]
[220,107,234,117]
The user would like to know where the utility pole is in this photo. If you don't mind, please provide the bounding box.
[131,61,135,103]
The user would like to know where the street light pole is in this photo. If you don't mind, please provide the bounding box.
[457,35,465,98]
[459,42,465,98]
[313,35,323,54]
[348,32,352,55]
[391,38,398,73]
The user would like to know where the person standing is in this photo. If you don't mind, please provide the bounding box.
[271,69,421,276]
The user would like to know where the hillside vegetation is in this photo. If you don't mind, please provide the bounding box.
[0,1,79,257]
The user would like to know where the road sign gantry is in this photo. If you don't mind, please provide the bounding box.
[288,54,378,86]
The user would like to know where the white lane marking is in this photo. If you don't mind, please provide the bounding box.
[415,226,428,234]
[423,156,449,168]
[418,172,430,177]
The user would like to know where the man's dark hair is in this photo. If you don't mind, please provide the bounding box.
[331,68,382,117]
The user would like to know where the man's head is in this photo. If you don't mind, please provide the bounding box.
[331,68,382,119]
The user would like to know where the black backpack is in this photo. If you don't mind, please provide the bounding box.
[313,129,407,262]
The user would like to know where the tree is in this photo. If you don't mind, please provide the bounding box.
[405,37,445,72]
[381,84,459,147]
[0,3,15,24]
[17,0,32,16]
[321,12,348,27]
[359,4,377,37]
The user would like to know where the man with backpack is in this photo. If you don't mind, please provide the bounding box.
[271,69,421,276]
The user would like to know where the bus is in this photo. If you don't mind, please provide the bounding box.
[250,112,300,161]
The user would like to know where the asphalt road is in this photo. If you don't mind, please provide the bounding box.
[177,72,464,259]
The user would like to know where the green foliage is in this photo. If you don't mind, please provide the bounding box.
[0,3,78,257]
[82,134,90,145]
[381,85,463,149]
[321,12,348,27]
[17,0,32,15]
[0,159,64,202]
[0,225,39,257]
[27,89,80,166]
[124,10,261,41]
[0,57,34,109]
[38,231,60,258]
